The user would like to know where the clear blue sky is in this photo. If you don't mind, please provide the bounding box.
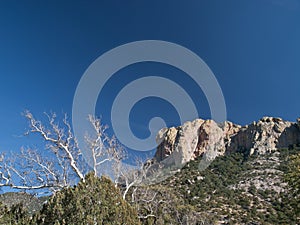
[0,0,299,156]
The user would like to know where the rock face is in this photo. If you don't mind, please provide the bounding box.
[155,116,300,166]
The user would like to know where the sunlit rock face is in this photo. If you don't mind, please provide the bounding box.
[155,118,240,166]
[155,116,300,166]
[228,117,300,155]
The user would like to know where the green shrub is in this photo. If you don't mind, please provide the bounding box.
[35,172,141,225]
[0,202,32,225]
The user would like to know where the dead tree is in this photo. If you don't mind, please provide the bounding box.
[85,115,125,177]
[0,111,124,193]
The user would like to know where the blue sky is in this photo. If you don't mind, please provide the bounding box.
[0,0,299,157]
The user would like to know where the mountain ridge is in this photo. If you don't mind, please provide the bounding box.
[155,116,300,167]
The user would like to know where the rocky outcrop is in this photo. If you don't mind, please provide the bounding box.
[228,117,300,155]
[155,116,300,167]
[155,119,241,167]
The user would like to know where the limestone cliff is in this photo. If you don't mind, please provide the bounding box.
[154,116,300,166]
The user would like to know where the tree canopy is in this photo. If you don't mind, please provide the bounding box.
[35,172,141,225]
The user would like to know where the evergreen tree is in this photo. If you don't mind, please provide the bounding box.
[35,172,141,225]
[0,202,32,225]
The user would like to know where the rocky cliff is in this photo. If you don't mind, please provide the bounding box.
[155,117,300,167]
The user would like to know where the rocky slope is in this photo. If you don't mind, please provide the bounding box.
[155,117,300,167]
[161,147,300,224]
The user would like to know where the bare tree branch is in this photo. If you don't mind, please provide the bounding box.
[24,111,85,181]
[0,150,67,193]
[85,115,125,177]
[0,111,127,195]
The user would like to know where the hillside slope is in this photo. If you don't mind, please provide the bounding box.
[157,146,300,224]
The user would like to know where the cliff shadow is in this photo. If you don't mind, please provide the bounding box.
[276,123,300,149]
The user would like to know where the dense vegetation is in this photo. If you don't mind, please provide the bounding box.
[0,173,140,225]
[1,146,299,224]
[0,202,31,224]
[161,145,300,224]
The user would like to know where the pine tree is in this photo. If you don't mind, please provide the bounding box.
[35,172,141,225]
